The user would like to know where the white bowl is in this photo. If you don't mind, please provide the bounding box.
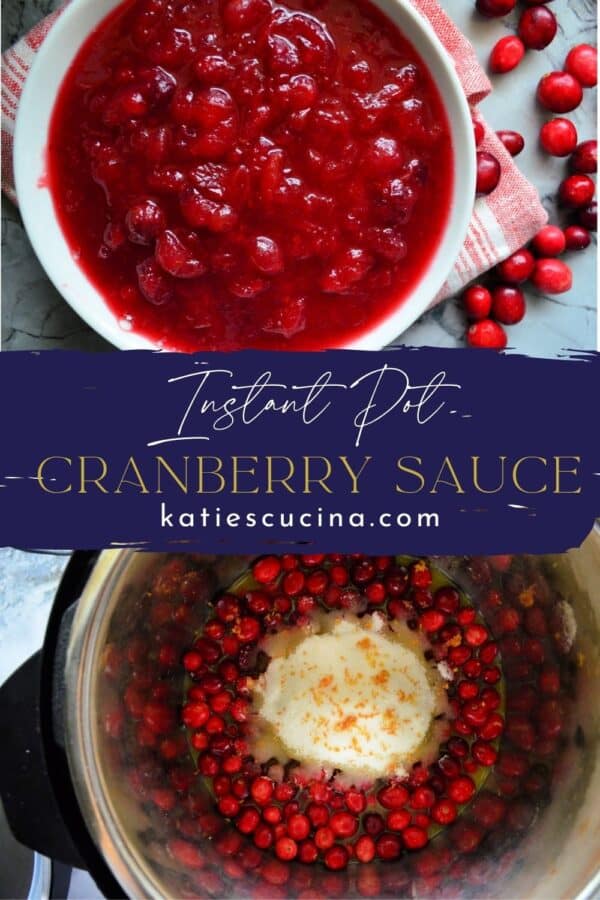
[14,0,476,351]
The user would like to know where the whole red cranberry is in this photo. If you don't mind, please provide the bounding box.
[476,0,517,16]
[473,118,485,147]
[462,284,492,320]
[539,118,578,157]
[537,72,583,113]
[476,151,501,195]
[532,225,566,257]
[530,258,573,294]
[578,201,597,231]
[466,319,508,350]
[565,44,598,88]
[563,225,591,251]
[496,248,535,283]
[497,130,525,156]
[570,140,598,174]
[491,286,526,325]
[518,7,557,50]
[559,174,596,208]
[490,36,525,74]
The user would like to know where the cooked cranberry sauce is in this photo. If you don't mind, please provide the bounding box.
[48,0,453,350]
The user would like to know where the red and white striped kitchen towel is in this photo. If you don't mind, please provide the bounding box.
[1,0,547,300]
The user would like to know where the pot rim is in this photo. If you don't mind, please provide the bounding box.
[64,541,600,900]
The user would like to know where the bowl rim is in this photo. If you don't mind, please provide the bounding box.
[14,0,476,352]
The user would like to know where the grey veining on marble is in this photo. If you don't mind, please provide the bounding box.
[1,0,597,355]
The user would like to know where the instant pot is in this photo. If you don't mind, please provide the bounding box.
[1,540,600,900]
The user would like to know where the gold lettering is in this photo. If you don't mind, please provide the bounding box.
[512,457,548,494]
[430,457,465,494]
[115,457,149,494]
[339,456,372,493]
[554,456,581,494]
[303,456,333,494]
[156,456,189,494]
[395,456,425,494]
[79,456,109,494]
[232,456,259,494]
[36,456,72,494]
[472,455,507,494]
[197,457,226,494]
[266,457,295,494]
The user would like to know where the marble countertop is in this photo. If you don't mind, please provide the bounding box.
[1,0,597,355]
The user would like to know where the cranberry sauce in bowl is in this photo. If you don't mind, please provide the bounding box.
[46,0,454,350]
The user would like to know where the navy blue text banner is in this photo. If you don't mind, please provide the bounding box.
[1,348,599,553]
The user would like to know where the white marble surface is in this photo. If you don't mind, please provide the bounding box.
[1,0,597,355]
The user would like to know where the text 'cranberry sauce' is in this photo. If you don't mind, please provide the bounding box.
[47,0,453,350]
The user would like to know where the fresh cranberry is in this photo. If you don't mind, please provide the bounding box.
[324,845,349,870]
[252,556,281,584]
[476,152,501,195]
[539,118,578,157]
[275,836,298,861]
[559,174,596,208]
[473,118,485,147]
[330,811,358,838]
[386,809,411,831]
[447,776,476,805]
[491,286,526,325]
[420,609,446,632]
[376,833,402,858]
[466,319,507,350]
[431,798,457,825]
[480,712,505,741]
[532,225,566,257]
[401,826,428,850]
[476,0,517,17]
[378,784,409,809]
[530,258,573,294]
[570,140,598,173]
[565,44,598,88]
[518,6,557,50]
[314,826,335,850]
[564,225,591,251]
[251,776,274,805]
[497,130,525,156]
[490,36,525,74]
[354,835,376,863]
[537,72,583,113]
[579,201,597,231]
[496,249,535,283]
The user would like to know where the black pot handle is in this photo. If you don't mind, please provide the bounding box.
[0,651,85,868]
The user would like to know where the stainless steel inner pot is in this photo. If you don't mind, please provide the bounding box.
[64,538,600,900]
